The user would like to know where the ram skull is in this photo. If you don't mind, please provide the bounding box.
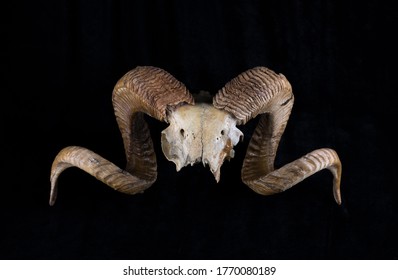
[50,66,342,206]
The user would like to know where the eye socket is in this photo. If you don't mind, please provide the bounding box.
[220,130,225,135]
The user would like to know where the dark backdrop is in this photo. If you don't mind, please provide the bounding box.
[3,0,397,259]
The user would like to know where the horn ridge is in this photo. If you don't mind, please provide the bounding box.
[113,66,194,121]
[213,67,292,125]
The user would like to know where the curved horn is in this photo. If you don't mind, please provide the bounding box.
[50,66,194,205]
[213,67,342,204]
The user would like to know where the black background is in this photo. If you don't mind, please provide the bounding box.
[3,0,397,259]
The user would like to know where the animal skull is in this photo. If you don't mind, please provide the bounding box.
[49,66,342,206]
[161,103,243,181]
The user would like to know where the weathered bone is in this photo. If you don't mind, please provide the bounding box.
[161,103,243,182]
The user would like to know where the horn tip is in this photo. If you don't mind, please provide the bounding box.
[49,181,58,206]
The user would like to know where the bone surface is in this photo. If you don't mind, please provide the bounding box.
[161,103,243,182]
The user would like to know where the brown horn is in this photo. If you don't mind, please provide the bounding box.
[50,66,194,205]
[213,67,342,204]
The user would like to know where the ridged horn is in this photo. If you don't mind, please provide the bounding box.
[213,67,342,204]
[50,66,194,205]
